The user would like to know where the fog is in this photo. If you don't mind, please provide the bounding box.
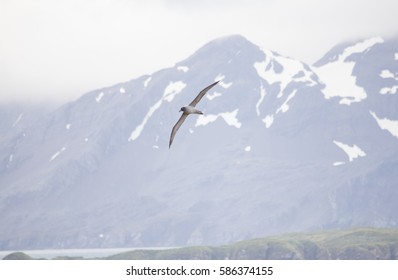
[1,0,397,104]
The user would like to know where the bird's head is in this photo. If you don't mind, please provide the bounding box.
[179,107,186,112]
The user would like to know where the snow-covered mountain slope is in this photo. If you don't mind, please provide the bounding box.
[1,34,398,250]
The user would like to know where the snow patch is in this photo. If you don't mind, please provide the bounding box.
[215,73,225,81]
[189,129,194,134]
[263,115,274,128]
[380,86,398,95]
[163,81,186,102]
[339,98,355,106]
[254,49,316,98]
[379,69,398,94]
[66,124,71,130]
[220,80,232,89]
[95,92,104,103]
[84,138,89,142]
[314,37,383,105]
[144,76,152,88]
[380,69,396,79]
[341,37,383,61]
[12,113,23,128]
[196,114,218,126]
[215,73,232,88]
[276,90,297,114]
[195,109,241,128]
[370,111,398,139]
[378,69,398,94]
[49,147,66,162]
[207,91,222,101]
[222,110,242,128]
[9,154,13,162]
[395,53,398,60]
[244,146,251,152]
[152,145,159,149]
[333,140,366,162]
[333,161,345,166]
[256,83,267,116]
[120,87,126,94]
[261,89,296,128]
[177,66,189,72]
[129,81,187,141]
[315,59,364,105]
[128,99,162,141]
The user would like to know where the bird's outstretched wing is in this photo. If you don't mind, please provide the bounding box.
[169,113,189,148]
[189,80,220,107]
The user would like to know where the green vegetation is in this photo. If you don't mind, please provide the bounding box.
[2,252,34,260]
[107,228,398,260]
[4,228,398,260]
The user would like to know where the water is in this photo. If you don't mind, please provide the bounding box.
[0,247,170,260]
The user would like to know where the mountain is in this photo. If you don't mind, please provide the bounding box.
[0,34,398,250]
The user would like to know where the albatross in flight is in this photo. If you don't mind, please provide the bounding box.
[169,80,220,148]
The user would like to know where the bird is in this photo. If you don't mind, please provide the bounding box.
[169,80,220,148]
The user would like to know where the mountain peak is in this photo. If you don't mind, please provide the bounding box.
[207,34,253,47]
[184,34,260,63]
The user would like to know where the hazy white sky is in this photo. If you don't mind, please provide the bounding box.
[1,0,397,104]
